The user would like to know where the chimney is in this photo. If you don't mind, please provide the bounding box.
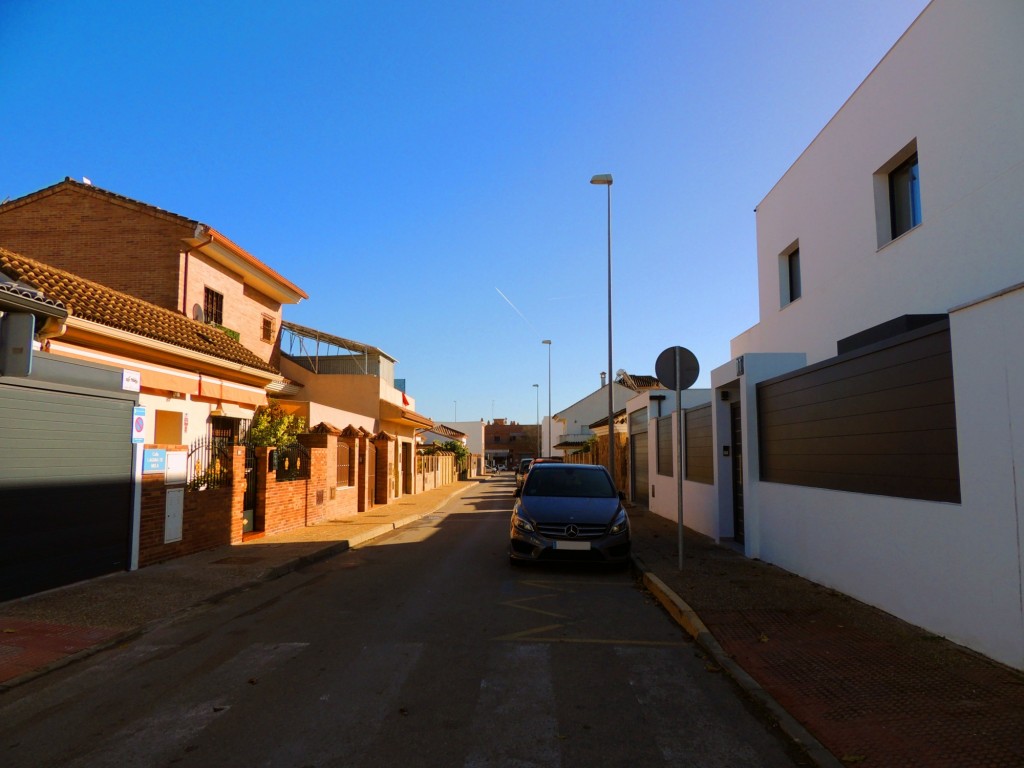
[600,372,607,387]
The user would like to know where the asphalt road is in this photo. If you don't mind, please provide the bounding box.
[0,476,807,767]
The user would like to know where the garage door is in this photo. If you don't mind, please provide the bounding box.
[0,382,135,600]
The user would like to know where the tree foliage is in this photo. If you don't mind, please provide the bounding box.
[422,439,469,467]
[248,399,306,447]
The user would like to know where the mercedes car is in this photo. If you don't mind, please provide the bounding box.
[509,463,630,565]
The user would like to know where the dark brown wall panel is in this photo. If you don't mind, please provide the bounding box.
[685,403,714,485]
[757,322,960,502]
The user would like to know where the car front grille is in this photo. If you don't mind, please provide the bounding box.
[535,522,608,540]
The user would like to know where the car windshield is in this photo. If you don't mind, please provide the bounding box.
[523,467,616,498]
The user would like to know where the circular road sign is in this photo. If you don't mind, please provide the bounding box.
[655,346,699,391]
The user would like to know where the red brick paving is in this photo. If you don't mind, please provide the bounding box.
[0,619,122,684]
[630,509,1024,767]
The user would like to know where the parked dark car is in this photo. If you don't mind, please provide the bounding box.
[509,463,630,565]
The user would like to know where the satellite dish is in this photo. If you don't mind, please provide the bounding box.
[192,303,205,322]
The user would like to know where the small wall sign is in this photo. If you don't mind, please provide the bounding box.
[143,449,167,473]
[122,369,141,392]
[131,406,146,444]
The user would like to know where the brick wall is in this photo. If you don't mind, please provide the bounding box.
[185,251,281,363]
[136,434,457,569]
[138,444,244,567]
[0,185,189,310]
[0,183,283,365]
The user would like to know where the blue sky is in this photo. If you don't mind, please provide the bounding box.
[1,0,929,426]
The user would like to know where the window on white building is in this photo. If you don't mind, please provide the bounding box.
[889,153,921,239]
[779,241,801,307]
[874,139,922,247]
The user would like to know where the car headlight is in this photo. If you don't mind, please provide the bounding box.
[609,508,629,535]
[513,509,535,533]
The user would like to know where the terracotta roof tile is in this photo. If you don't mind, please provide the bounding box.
[0,247,278,374]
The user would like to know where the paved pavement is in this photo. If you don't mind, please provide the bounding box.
[2,474,1023,766]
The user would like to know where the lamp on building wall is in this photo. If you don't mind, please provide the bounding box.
[210,403,226,417]
[590,172,614,480]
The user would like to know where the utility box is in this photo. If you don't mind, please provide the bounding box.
[0,312,35,377]
[164,487,184,543]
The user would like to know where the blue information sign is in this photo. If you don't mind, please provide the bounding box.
[143,449,167,473]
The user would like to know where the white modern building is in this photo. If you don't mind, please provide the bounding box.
[689,0,1024,668]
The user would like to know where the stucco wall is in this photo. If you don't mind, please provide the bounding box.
[735,0,1024,364]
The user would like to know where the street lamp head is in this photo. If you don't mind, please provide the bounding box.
[542,339,552,345]
[590,173,613,186]
[533,383,539,388]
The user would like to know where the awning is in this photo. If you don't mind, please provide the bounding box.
[46,342,268,406]
[380,400,433,429]
[48,342,200,395]
[199,375,267,407]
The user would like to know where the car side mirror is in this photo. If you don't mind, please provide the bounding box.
[618,491,626,500]
[514,487,522,498]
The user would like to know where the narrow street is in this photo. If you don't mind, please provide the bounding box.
[0,477,806,767]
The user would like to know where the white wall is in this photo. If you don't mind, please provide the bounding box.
[717,0,1024,667]
[735,0,1024,364]
[553,383,634,450]
[443,420,486,455]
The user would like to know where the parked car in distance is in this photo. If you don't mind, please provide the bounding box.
[517,456,562,490]
[509,463,630,566]
[515,457,534,489]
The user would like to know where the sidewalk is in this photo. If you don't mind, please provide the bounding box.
[2,477,1023,766]
[629,505,1024,768]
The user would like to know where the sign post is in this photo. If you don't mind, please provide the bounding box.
[655,346,699,570]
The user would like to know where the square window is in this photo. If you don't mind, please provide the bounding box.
[203,288,224,326]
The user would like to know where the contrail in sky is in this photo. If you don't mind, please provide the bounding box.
[495,287,537,332]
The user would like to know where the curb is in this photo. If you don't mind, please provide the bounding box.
[632,554,844,768]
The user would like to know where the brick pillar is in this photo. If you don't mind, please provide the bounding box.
[230,445,246,543]
[374,432,395,505]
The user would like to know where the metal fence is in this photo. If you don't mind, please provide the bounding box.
[270,443,311,482]
[187,436,233,491]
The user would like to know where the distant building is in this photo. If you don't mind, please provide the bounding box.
[484,418,539,468]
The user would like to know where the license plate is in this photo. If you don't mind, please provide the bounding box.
[554,540,590,551]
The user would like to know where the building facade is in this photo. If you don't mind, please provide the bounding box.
[690,0,1024,668]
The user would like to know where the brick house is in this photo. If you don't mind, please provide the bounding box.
[484,418,540,469]
[0,177,307,368]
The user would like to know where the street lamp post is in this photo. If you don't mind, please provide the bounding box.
[590,173,614,483]
[533,383,540,457]
[542,339,552,456]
